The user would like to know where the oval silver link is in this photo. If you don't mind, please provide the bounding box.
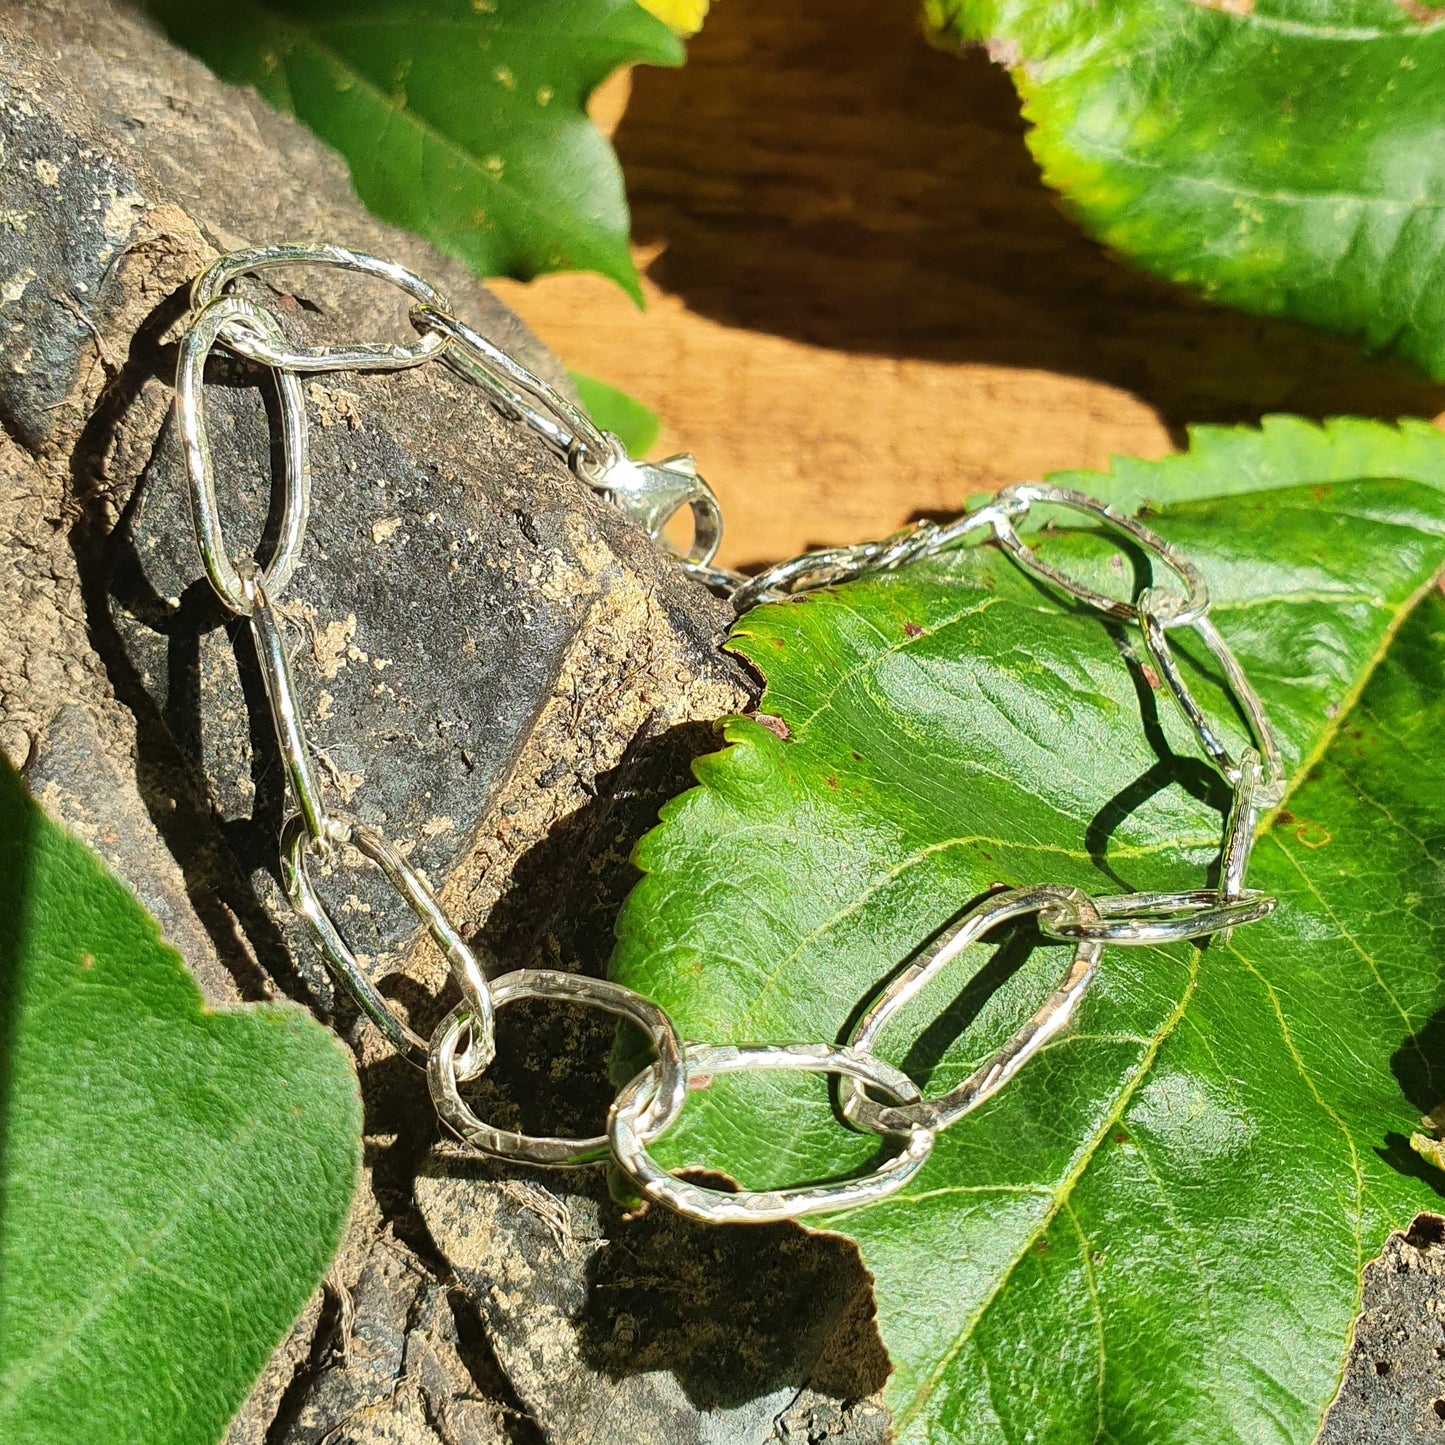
[280,815,429,1070]
[870,522,940,570]
[730,545,866,610]
[347,823,495,1071]
[1220,748,1264,900]
[411,305,723,566]
[244,575,338,847]
[678,557,748,593]
[726,506,1005,612]
[281,817,493,1078]
[991,483,1210,628]
[1036,887,1275,945]
[428,970,687,1167]
[411,303,610,459]
[1138,591,1287,804]
[841,886,1102,1136]
[191,243,451,372]
[608,1042,935,1223]
[175,296,310,615]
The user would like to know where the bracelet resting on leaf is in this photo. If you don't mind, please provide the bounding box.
[173,243,1283,1224]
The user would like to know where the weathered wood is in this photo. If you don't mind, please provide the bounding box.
[496,0,1445,570]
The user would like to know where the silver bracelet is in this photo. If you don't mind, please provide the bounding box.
[174,243,1282,1224]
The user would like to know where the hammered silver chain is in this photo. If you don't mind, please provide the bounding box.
[174,244,1283,1224]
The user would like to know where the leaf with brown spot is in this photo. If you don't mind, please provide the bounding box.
[613,418,1445,1443]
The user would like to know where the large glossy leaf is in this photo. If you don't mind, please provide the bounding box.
[611,418,1445,1443]
[144,0,683,299]
[925,0,1445,379]
[0,763,361,1445]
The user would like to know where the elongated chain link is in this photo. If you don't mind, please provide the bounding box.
[174,244,1283,1224]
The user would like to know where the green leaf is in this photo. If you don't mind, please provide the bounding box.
[611,417,1445,1443]
[569,368,662,455]
[925,0,1445,379]
[143,0,684,299]
[0,763,361,1445]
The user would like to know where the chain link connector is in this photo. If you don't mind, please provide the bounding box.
[192,243,452,372]
[412,303,596,456]
[841,886,1102,1136]
[411,304,723,566]
[991,483,1210,628]
[176,296,311,615]
[1036,887,1275,946]
[729,546,863,610]
[281,817,494,1079]
[244,573,338,848]
[727,507,1004,612]
[1137,591,1286,805]
[1219,748,1265,901]
[609,1042,935,1223]
[428,970,688,1166]
[280,815,430,1069]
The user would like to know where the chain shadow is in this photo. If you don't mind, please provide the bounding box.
[419,715,893,1416]
[886,916,1037,1090]
[615,0,1445,440]
[575,1182,891,1413]
[1383,909,1445,1202]
[1379,613,1445,1200]
[68,285,305,1006]
[1085,619,1233,893]
[991,535,1237,891]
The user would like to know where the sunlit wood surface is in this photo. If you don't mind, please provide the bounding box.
[492,0,1445,570]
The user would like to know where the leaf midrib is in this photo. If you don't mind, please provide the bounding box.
[1066,136,1445,215]
[891,947,1202,1433]
[1180,3,1445,43]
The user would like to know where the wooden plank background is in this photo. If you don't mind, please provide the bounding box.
[493,0,1445,569]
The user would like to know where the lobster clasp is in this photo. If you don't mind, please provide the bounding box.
[591,451,723,568]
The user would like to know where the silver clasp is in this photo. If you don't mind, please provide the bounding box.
[584,450,723,568]
[409,303,724,568]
